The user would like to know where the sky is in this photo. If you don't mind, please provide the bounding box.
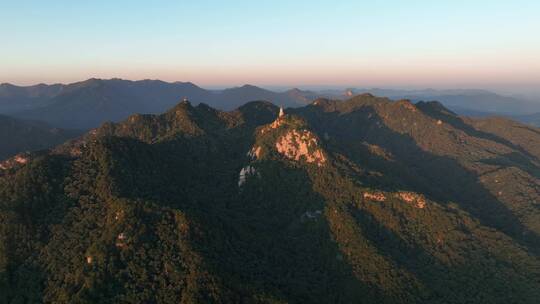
[1,0,539,93]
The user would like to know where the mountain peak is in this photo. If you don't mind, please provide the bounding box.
[240,84,260,89]
[287,88,308,95]
[166,98,195,116]
[251,112,326,166]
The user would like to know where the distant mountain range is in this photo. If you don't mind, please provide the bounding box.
[0,79,317,129]
[0,82,64,113]
[1,78,539,130]
[1,95,539,302]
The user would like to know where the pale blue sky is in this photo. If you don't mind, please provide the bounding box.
[1,0,539,92]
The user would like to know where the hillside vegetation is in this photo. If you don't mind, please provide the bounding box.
[1,95,539,303]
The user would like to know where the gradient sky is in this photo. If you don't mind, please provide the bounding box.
[1,0,539,92]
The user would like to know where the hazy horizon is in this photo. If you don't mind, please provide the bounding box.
[2,77,539,99]
[2,1,539,95]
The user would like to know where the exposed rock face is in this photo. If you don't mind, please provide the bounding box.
[363,192,386,202]
[275,130,326,166]
[0,153,31,170]
[13,155,28,164]
[238,165,257,186]
[396,191,426,209]
[363,191,426,208]
[247,146,262,160]
[254,111,328,167]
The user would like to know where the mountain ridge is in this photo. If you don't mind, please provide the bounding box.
[3,78,539,129]
[1,94,539,302]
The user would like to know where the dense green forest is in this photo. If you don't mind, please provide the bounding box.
[1,96,539,303]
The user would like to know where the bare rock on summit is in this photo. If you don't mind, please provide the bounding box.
[275,129,326,166]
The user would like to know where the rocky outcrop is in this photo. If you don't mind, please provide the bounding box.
[363,192,386,202]
[275,129,326,166]
[238,165,258,187]
[247,146,262,160]
[363,191,426,208]
[0,153,30,170]
[257,109,327,166]
[396,191,426,209]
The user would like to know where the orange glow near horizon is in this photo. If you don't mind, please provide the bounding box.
[4,65,539,91]
[3,49,539,90]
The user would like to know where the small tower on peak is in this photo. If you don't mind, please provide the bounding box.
[279,107,285,118]
[182,97,189,103]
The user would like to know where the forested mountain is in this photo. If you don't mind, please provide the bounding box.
[342,88,540,116]
[0,114,81,161]
[1,95,540,303]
